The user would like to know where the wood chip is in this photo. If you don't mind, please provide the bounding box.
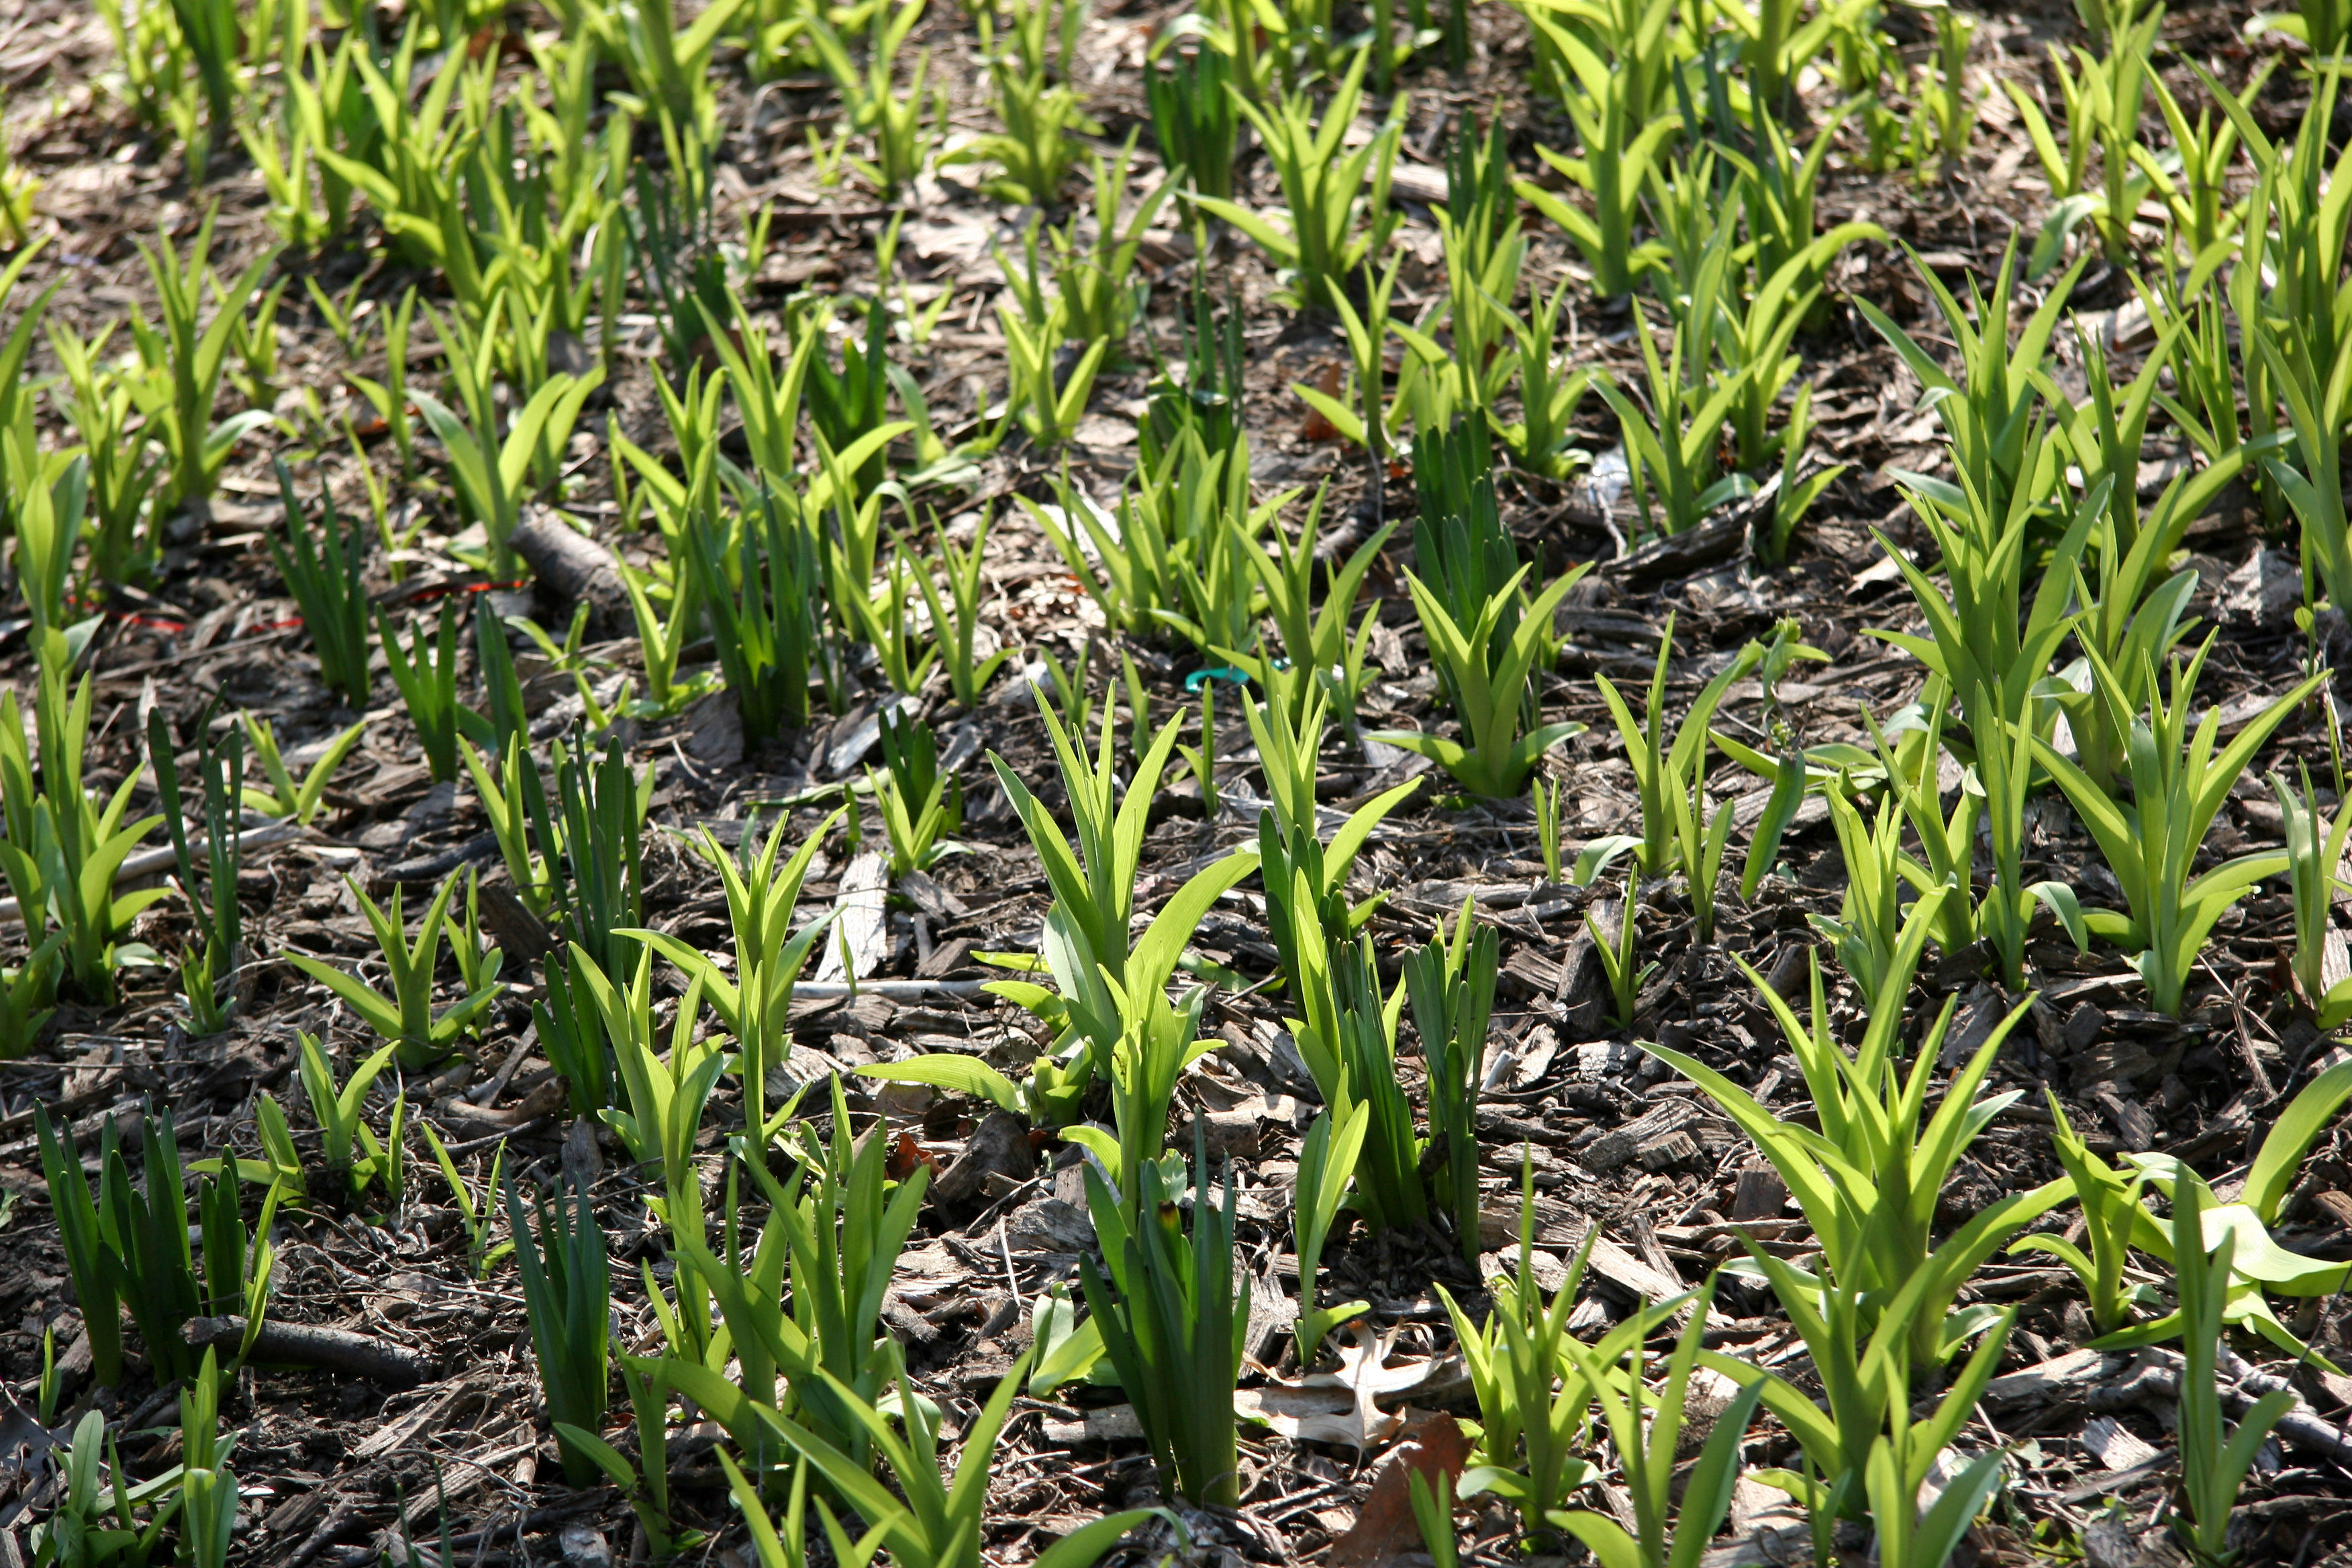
[2080,1414,2161,1472]
[1981,1347,2118,1409]
[813,851,891,983]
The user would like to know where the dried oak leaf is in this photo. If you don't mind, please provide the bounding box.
[886,1130,940,1182]
[1300,362,1346,442]
[1324,1412,1470,1568]
[1238,1324,1436,1449]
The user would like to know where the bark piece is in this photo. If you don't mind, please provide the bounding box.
[679,689,744,767]
[879,1295,937,1346]
[933,1109,1036,1208]
[2081,1516,2194,1568]
[1175,1106,1264,1161]
[473,879,554,965]
[814,852,891,983]
[2094,1089,2157,1153]
[1006,1196,1096,1254]
[1042,1406,1144,1444]
[914,936,978,979]
[896,869,971,920]
[1636,1129,1701,1171]
[2073,1036,2164,1091]
[2080,1414,2160,1471]
[557,1522,612,1568]
[1604,504,1750,587]
[560,1114,603,1189]
[1730,1165,1787,1222]
[1581,1101,1697,1172]
[1981,1346,2114,1408]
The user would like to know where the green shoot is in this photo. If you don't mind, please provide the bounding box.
[1292,1104,1369,1363]
[1436,1177,1621,1548]
[1190,52,1401,311]
[1594,616,1761,877]
[379,602,467,783]
[2170,1179,2295,1563]
[149,707,243,1037]
[625,810,836,1144]
[1079,1130,1248,1505]
[2006,1094,2163,1337]
[1147,34,1234,199]
[284,875,498,1069]
[346,285,420,475]
[1406,901,1496,1267]
[1376,560,1585,798]
[581,946,722,1228]
[1175,684,1220,815]
[0,638,171,1005]
[1586,897,1655,1034]
[2028,641,2322,1016]
[507,1173,613,1488]
[296,1033,400,1197]
[268,459,375,710]
[421,1124,513,1279]
[1552,1279,1765,1568]
[1515,15,1679,298]
[1655,895,2065,1371]
[240,714,366,824]
[536,944,615,1120]
[413,367,603,579]
[177,1349,238,1568]
[551,733,651,990]
[2271,765,2352,1027]
[869,710,962,875]
[129,207,279,509]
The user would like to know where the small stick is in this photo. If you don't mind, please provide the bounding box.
[182,1316,432,1389]
[792,979,994,1000]
[0,821,304,927]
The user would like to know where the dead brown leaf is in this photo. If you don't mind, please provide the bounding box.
[886,1130,939,1182]
[1300,362,1346,442]
[1324,1412,1471,1568]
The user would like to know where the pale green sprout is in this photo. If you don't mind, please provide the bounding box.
[2006,1093,2164,1336]
[1514,11,1679,298]
[2121,1060,2352,1364]
[2168,1180,2296,1564]
[240,715,366,824]
[1292,1104,1369,1361]
[2027,639,2322,1017]
[1188,52,1402,311]
[998,301,1106,447]
[283,876,498,1070]
[1550,1279,1765,1568]
[577,944,722,1231]
[628,812,840,1143]
[412,365,605,577]
[1656,893,2066,1371]
[295,1032,399,1197]
[1372,564,1589,798]
[1585,898,1654,1034]
[1594,617,1761,877]
[2271,765,2352,1027]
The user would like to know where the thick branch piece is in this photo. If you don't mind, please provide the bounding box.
[182,1316,433,1388]
[511,511,627,630]
[2091,1344,2352,1470]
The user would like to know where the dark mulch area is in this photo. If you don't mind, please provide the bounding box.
[0,0,2349,1562]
